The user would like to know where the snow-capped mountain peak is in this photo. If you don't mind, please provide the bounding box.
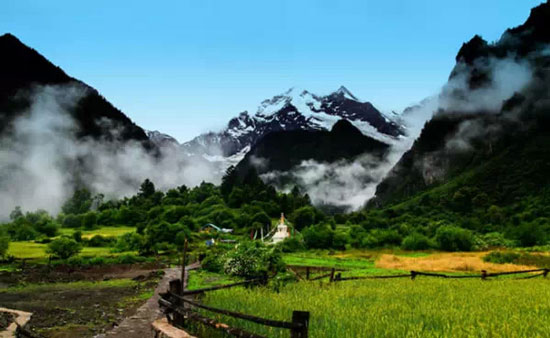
[181,86,405,169]
[334,85,359,101]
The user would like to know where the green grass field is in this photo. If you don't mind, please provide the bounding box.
[201,278,550,337]
[6,241,137,259]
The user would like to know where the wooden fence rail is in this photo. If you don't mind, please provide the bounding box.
[160,278,309,338]
[330,268,550,282]
[181,278,264,296]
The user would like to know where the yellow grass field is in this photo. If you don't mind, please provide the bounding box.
[376,252,536,273]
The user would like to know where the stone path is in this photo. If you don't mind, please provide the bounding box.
[101,262,200,338]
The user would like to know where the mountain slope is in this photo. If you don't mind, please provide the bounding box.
[373,0,550,208]
[0,33,151,145]
[235,119,390,176]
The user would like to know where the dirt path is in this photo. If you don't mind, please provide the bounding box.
[101,262,200,338]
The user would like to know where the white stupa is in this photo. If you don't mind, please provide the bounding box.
[272,213,290,244]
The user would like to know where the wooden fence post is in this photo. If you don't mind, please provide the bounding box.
[290,311,309,338]
[306,267,310,280]
[335,272,342,281]
[169,279,185,327]
[329,268,335,283]
[181,238,188,290]
[544,269,549,278]
[481,270,487,280]
[411,271,417,280]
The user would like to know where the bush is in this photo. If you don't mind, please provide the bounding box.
[114,232,143,252]
[362,229,402,248]
[73,230,83,242]
[483,251,521,264]
[82,212,98,229]
[47,237,82,259]
[290,207,316,230]
[302,224,334,249]
[277,236,305,253]
[62,214,82,228]
[201,252,225,273]
[480,232,516,248]
[87,235,116,247]
[224,241,285,279]
[116,254,146,264]
[514,222,547,247]
[435,226,475,251]
[401,232,434,250]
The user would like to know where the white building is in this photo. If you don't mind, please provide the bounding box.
[272,213,290,244]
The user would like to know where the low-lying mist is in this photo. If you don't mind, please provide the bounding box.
[0,84,220,219]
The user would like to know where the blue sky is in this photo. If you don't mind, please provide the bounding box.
[2,0,542,142]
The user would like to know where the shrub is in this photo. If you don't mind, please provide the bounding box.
[514,222,547,247]
[290,207,316,230]
[73,230,83,242]
[302,224,334,249]
[277,236,305,253]
[114,232,143,252]
[224,241,285,279]
[116,254,146,264]
[87,235,116,247]
[362,229,402,248]
[402,232,434,250]
[480,232,516,248]
[202,252,225,273]
[82,212,98,230]
[435,226,475,251]
[47,237,82,259]
[483,251,521,264]
[62,214,82,228]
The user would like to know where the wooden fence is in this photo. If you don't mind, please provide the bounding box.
[327,267,550,282]
[159,279,309,338]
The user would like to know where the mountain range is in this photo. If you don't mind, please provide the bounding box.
[177,85,404,169]
[2,0,549,214]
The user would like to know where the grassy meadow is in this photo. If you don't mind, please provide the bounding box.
[201,278,550,337]
[7,226,137,260]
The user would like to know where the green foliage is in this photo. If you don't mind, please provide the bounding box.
[62,189,92,215]
[82,212,98,230]
[72,230,83,242]
[514,221,548,247]
[290,206,324,230]
[0,234,9,258]
[138,179,156,198]
[302,224,334,249]
[362,229,402,248]
[3,209,59,240]
[87,235,116,247]
[201,251,226,273]
[63,214,82,228]
[435,226,475,251]
[401,232,434,250]
[46,237,82,259]
[277,236,305,253]
[483,251,521,264]
[223,241,285,279]
[480,232,515,248]
[114,232,143,252]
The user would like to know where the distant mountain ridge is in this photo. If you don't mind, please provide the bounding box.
[180,86,404,165]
